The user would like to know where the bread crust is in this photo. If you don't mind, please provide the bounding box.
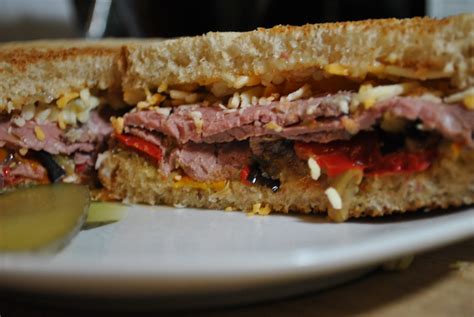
[122,14,474,94]
[1,14,473,110]
[0,40,125,107]
[97,147,474,221]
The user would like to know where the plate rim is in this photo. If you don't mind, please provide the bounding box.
[1,207,473,282]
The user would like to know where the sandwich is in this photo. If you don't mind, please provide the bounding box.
[0,40,123,190]
[2,15,474,222]
[98,14,474,222]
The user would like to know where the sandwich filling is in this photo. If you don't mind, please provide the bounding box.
[103,75,474,219]
[0,89,113,190]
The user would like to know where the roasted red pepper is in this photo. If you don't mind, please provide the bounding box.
[75,164,88,174]
[315,153,364,177]
[115,133,163,162]
[294,133,433,177]
[366,151,433,176]
[240,165,252,186]
[295,133,377,176]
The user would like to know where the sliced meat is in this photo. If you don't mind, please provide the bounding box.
[127,127,167,155]
[74,152,94,166]
[169,142,252,181]
[117,128,251,181]
[64,111,114,144]
[373,97,474,146]
[124,95,474,146]
[0,157,47,188]
[0,120,93,154]
[124,93,352,144]
[0,110,113,155]
[8,161,47,180]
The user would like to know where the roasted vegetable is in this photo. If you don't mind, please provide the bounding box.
[35,151,66,182]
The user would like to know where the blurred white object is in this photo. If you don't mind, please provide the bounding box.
[427,0,474,17]
[0,0,77,42]
[85,0,112,39]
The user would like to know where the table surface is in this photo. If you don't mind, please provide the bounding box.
[2,238,473,317]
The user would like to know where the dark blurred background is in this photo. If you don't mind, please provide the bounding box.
[74,0,426,38]
[0,0,472,41]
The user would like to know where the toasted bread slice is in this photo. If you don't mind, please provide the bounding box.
[122,14,474,101]
[0,40,125,110]
[97,146,474,222]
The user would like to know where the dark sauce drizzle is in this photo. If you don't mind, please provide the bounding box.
[246,164,281,192]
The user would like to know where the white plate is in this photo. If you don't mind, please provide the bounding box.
[0,205,473,309]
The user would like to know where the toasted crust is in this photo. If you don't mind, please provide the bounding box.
[97,147,474,221]
[0,40,125,108]
[1,15,473,109]
[123,14,474,96]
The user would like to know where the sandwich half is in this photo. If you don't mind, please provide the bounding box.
[0,40,123,191]
[96,14,474,221]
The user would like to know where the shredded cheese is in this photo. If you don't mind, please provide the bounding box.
[147,94,165,105]
[286,84,312,101]
[138,91,165,109]
[327,170,363,222]
[27,89,100,129]
[341,117,360,134]
[444,88,474,103]
[154,107,172,116]
[325,63,349,76]
[336,97,349,114]
[57,113,66,130]
[444,88,474,109]
[307,157,321,181]
[229,75,259,89]
[170,90,198,103]
[355,82,419,109]
[228,92,240,109]
[110,116,124,134]
[56,92,79,109]
[264,121,283,132]
[251,203,272,216]
[386,53,399,64]
[325,187,342,210]
[306,104,319,115]
[35,107,52,124]
[464,95,474,109]
[239,87,264,108]
[157,83,168,93]
[34,126,46,141]
[189,111,203,134]
[21,103,35,120]
[94,152,110,170]
[233,76,251,89]
[12,115,25,127]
